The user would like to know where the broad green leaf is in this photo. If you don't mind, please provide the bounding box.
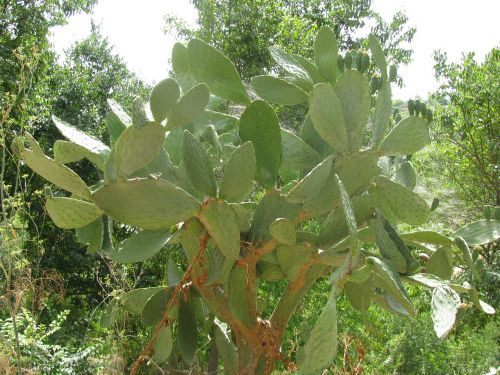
[178,296,198,365]
[344,278,373,312]
[21,146,91,200]
[372,80,392,146]
[52,116,110,163]
[453,219,500,246]
[431,285,460,339]
[280,129,322,172]
[141,288,176,326]
[214,320,238,375]
[179,218,206,260]
[143,148,177,182]
[318,195,373,248]
[334,174,358,253]
[115,121,166,177]
[258,261,286,281]
[198,198,240,260]
[249,190,301,243]
[309,83,348,154]
[454,236,478,279]
[150,78,180,123]
[367,256,415,315]
[192,110,238,133]
[374,213,408,273]
[172,42,191,76]
[368,34,388,79]
[76,218,103,253]
[228,265,255,327]
[369,175,430,225]
[299,288,337,374]
[229,203,252,233]
[379,116,430,156]
[219,142,256,202]
[120,287,165,315]
[239,100,281,187]
[269,46,313,90]
[182,130,217,196]
[109,229,173,263]
[426,246,453,279]
[333,149,380,195]
[299,114,333,157]
[251,75,308,105]
[276,244,314,280]
[286,156,333,203]
[206,244,234,286]
[92,178,200,230]
[292,54,324,84]
[313,26,338,83]
[166,83,210,130]
[334,71,371,150]
[302,174,340,218]
[106,99,131,142]
[45,197,101,229]
[404,273,449,289]
[167,254,183,286]
[396,160,416,190]
[53,140,106,170]
[468,285,496,314]
[400,231,453,247]
[187,38,249,104]
[269,218,296,245]
[152,326,173,364]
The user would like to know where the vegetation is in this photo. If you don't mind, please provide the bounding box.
[0,1,498,374]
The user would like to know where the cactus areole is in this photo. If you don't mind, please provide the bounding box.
[17,27,494,374]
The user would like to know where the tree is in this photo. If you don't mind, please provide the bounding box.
[165,0,415,81]
[431,48,499,205]
[15,28,494,374]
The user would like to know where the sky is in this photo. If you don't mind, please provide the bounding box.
[50,0,500,100]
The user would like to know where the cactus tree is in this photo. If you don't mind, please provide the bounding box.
[16,27,494,374]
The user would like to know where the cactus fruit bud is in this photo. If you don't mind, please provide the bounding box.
[370,73,381,94]
[360,52,370,73]
[418,253,430,262]
[426,109,433,122]
[356,50,364,71]
[420,103,427,119]
[389,64,397,82]
[414,100,421,117]
[337,55,345,73]
[395,113,402,123]
[431,198,440,211]
[344,51,352,70]
[408,100,415,116]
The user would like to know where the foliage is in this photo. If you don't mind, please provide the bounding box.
[430,48,499,206]
[165,0,416,81]
[15,26,497,375]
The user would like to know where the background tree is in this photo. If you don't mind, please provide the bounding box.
[431,48,499,206]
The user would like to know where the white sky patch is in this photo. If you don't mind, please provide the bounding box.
[50,0,499,99]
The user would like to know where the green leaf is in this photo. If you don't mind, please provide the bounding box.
[251,75,308,105]
[239,100,281,187]
[214,320,238,375]
[286,156,333,203]
[374,213,408,273]
[313,26,338,83]
[369,175,430,225]
[426,246,453,279]
[299,114,333,157]
[333,150,380,195]
[141,288,176,326]
[468,285,496,315]
[228,265,255,327]
[192,110,239,133]
[52,116,110,164]
[172,42,191,76]
[431,285,460,339]
[258,261,286,281]
[120,287,165,315]
[53,140,106,171]
[249,190,301,243]
[280,129,322,172]
[269,218,296,245]
[150,78,180,123]
[109,229,173,263]
[453,219,500,246]
[198,198,240,260]
[182,130,217,196]
[178,296,198,365]
[334,174,358,253]
[21,146,91,200]
[219,142,256,202]
[269,46,313,90]
[379,116,430,156]
[396,161,416,190]
[230,203,252,233]
[276,244,314,280]
[309,83,348,154]
[454,236,478,279]
[166,83,210,130]
[400,231,453,247]
[114,121,166,177]
[292,54,324,84]
[92,178,200,230]
[106,99,131,142]
[75,218,103,253]
[299,288,337,374]
[152,326,173,364]
[344,278,373,312]
[366,256,415,315]
[45,197,101,229]
[187,38,249,104]
[334,71,371,150]
[368,34,388,79]
[372,80,392,146]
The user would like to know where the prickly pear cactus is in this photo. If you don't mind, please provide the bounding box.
[16,26,495,375]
